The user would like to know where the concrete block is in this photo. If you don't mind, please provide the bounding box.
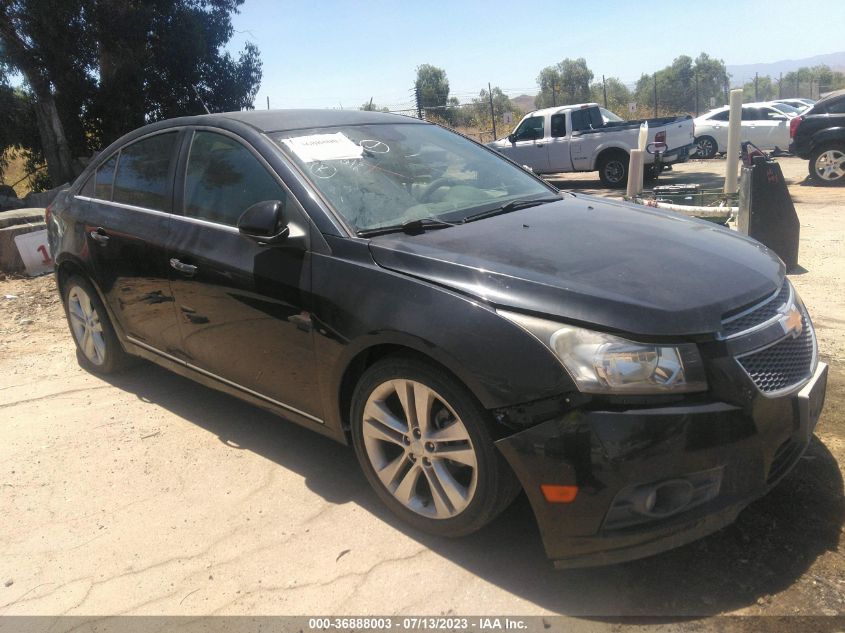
[0,220,47,274]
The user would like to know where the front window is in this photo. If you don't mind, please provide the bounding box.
[272,123,552,233]
[513,116,544,141]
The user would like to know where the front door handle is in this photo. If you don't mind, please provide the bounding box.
[170,258,198,275]
[89,228,109,245]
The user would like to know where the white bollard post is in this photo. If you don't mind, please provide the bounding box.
[627,149,644,198]
[724,88,743,194]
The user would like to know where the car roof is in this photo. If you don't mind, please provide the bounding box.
[702,101,784,115]
[816,88,845,106]
[526,103,600,117]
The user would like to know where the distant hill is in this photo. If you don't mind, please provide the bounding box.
[510,94,536,114]
[727,51,845,85]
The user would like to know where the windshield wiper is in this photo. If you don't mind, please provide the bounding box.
[357,217,457,238]
[461,197,560,224]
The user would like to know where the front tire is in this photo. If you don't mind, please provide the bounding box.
[695,136,719,159]
[597,151,629,188]
[350,356,520,537]
[62,275,130,374]
[809,143,845,185]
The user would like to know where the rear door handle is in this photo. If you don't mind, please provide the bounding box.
[170,258,198,275]
[89,228,109,245]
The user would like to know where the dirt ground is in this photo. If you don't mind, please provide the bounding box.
[0,157,844,624]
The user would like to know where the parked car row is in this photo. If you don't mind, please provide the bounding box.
[692,91,844,186]
[692,101,804,158]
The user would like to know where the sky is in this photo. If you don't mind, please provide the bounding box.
[227,0,845,110]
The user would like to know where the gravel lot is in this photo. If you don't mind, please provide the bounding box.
[0,157,843,624]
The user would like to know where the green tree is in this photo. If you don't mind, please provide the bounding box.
[0,0,262,188]
[781,65,845,99]
[742,75,776,102]
[535,58,593,108]
[634,53,728,115]
[414,64,449,118]
[359,99,388,112]
[589,77,632,113]
[471,86,522,131]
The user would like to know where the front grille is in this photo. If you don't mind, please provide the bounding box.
[737,312,815,393]
[721,282,790,338]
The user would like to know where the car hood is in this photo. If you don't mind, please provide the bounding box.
[368,196,784,337]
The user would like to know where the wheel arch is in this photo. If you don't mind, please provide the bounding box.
[809,127,845,152]
[55,255,126,342]
[55,255,92,296]
[592,145,629,170]
[334,336,495,442]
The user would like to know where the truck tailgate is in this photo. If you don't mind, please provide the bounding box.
[659,117,695,151]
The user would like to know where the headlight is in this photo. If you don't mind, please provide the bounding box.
[498,310,708,394]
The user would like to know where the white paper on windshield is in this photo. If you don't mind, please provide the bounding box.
[282,132,363,162]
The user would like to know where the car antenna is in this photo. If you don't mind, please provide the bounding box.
[192,85,211,114]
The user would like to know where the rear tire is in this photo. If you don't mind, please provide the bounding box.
[695,136,719,159]
[62,275,131,374]
[350,356,521,537]
[808,143,845,186]
[597,151,629,188]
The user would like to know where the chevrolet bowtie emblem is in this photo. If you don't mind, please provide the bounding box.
[780,305,803,338]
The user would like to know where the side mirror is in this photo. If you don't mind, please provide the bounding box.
[507,133,516,144]
[237,200,289,244]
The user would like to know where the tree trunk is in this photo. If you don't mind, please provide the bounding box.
[32,93,75,186]
[0,10,76,187]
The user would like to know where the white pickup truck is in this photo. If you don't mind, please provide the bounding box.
[488,103,696,187]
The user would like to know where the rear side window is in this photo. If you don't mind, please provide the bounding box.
[741,108,764,121]
[709,110,730,121]
[571,108,603,131]
[93,154,117,200]
[551,114,566,137]
[824,99,845,114]
[113,132,178,211]
[184,131,287,226]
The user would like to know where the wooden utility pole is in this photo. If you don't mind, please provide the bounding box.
[778,72,783,99]
[602,75,608,108]
[694,70,699,117]
[266,96,270,110]
[754,73,759,101]
[653,73,658,117]
[488,82,496,140]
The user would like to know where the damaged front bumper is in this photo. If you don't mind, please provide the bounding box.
[495,362,828,568]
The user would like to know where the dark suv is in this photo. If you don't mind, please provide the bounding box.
[48,109,827,568]
[790,88,845,185]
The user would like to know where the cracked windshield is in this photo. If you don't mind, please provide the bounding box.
[273,123,551,232]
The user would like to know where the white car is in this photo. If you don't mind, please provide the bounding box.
[693,102,794,158]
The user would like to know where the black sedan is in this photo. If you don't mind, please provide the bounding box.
[47,109,827,567]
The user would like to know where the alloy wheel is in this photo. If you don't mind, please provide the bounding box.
[67,286,106,366]
[604,160,625,184]
[696,137,717,159]
[814,148,845,182]
[361,379,478,519]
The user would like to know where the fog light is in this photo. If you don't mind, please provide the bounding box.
[602,467,723,531]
